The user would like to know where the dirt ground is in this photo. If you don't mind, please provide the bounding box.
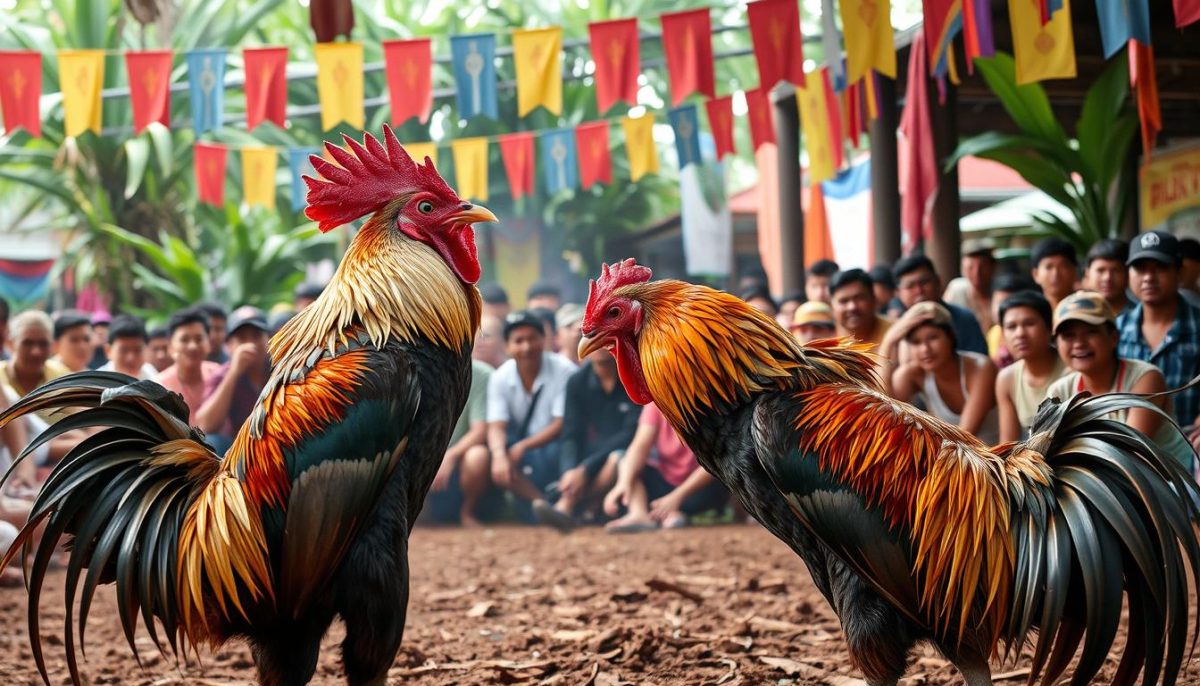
[1,524,1198,685]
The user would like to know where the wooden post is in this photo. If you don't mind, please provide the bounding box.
[774,89,805,294]
[927,81,961,281]
[870,75,902,267]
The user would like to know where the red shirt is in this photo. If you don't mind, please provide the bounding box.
[153,361,224,425]
[639,403,699,487]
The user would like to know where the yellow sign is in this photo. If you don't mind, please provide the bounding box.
[1140,143,1200,233]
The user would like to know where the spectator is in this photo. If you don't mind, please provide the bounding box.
[529,307,560,353]
[479,282,511,321]
[268,308,296,335]
[294,282,324,311]
[51,310,94,373]
[1082,239,1134,316]
[986,274,1037,367]
[805,259,839,304]
[427,358,495,526]
[194,302,229,364]
[829,269,892,355]
[154,308,223,425]
[146,326,172,373]
[885,302,999,444]
[790,302,837,344]
[869,266,896,316]
[1180,237,1200,308]
[739,284,778,318]
[1049,291,1194,470]
[527,280,563,311]
[1118,230,1200,454]
[0,296,9,360]
[88,312,110,369]
[486,311,577,523]
[195,306,272,452]
[473,314,506,368]
[892,254,988,355]
[97,315,157,379]
[556,304,585,365]
[1030,237,1078,311]
[776,292,805,330]
[603,403,728,532]
[943,238,996,332]
[994,291,1065,441]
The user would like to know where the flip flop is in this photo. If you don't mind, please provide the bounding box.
[605,520,660,534]
[532,500,577,533]
[662,514,688,529]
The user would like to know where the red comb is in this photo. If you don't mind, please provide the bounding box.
[303,125,457,233]
[587,259,653,307]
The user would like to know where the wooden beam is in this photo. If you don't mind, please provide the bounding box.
[774,92,805,294]
[928,81,962,281]
[870,75,902,266]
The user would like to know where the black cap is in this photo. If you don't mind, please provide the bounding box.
[1127,230,1180,266]
[226,306,270,336]
[503,310,545,340]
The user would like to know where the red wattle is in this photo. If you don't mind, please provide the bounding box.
[614,338,653,405]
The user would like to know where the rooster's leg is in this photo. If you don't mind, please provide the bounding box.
[827,557,913,685]
[939,646,993,686]
[248,617,328,686]
[337,529,411,686]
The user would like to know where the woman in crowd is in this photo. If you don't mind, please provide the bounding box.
[994,291,1066,441]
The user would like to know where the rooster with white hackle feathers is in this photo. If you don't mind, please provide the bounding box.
[578,259,1200,686]
[0,126,497,686]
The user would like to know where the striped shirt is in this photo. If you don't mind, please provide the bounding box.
[1117,298,1200,429]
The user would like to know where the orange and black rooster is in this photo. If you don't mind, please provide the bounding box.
[579,259,1200,686]
[0,127,496,686]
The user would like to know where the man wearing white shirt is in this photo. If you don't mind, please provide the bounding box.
[97,315,158,380]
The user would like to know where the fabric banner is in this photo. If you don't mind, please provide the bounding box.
[125,50,171,133]
[1175,0,1200,26]
[288,147,319,211]
[668,104,703,170]
[755,143,783,292]
[1129,40,1160,158]
[841,0,897,81]
[244,46,288,130]
[404,142,438,167]
[805,183,837,267]
[451,34,498,119]
[0,258,54,303]
[924,0,963,80]
[748,0,806,89]
[680,160,732,276]
[451,137,490,202]
[821,159,873,268]
[963,0,996,69]
[314,42,363,130]
[59,50,104,137]
[540,128,578,194]
[820,0,846,90]
[622,113,658,182]
[746,87,777,150]
[187,49,226,135]
[1008,0,1076,84]
[588,18,639,113]
[0,50,41,137]
[796,69,843,184]
[843,82,863,148]
[660,8,715,105]
[575,121,612,189]
[513,27,562,117]
[705,95,736,159]
[499,132,536,200]
[241,146,277,209]
[1096,0,1152,58]
[383,38,433,124]
[900,31,936,252]
[194,142,227,207]
[493,218,541,307]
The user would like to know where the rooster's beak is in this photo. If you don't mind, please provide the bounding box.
[578,334,605,360]
[453,203,498,225]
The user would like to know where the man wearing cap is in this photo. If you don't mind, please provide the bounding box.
[943,238,997,332]
[790,302,837,344]
[556,304,585,365]
[891,254,989,355]
[1117,230,1200,453]
[829,269,893,355]
[195,305,272,453]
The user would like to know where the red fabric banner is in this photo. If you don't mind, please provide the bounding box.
[821,69,846,171]
[126,50,172,132]
[900,31,936,252]
[705,95,736,159]
[747,0,806,89]
[575,121,612,189]
[383,38,433,125]
[843,82,862,149]
[745,87,776,150]
[244,47,288,130]
[1175,0,1200,26]
[1129,40,1161,158]
[0,258,54,278]
[588,18,640,113]
[0,50,41,137]
[194,142,227,207]
[499,132,536,200]
[660,8,715,105]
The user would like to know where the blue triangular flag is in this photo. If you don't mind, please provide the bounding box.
[539,129,578,194]
[1095,0,1151,58]
[450,34,498,119]
[668,104,703,170]
[288,147,320,212]
[187,49,226,135]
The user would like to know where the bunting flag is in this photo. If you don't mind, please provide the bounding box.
[499,132,536,200]
[314,42,363,130]
[1096,0,1152,58]
[622,113,658,182]
[1129,39,1160,157]
[124,50,171,133]
[745,87,776,150]
[244,46,288,130]
[1176,0,1200,26]
[194,142,227,207]
[451,137,490,201]
[494,220,541,307]
[842,82,863,148]
[820,0,846,90]
[288,147,319,211]
[0,51,41,137]
[963,0,996,70]
[660,8,715,105]
[900,31,936,251]
[748,0,806,89]
[240,146,277,209]
[383,38,433,124]
[187,49,226,134]
[588,18,639,113]
[513,27,562,117]
[404,142,438,167]
[58,50,105,137]
[705,95,736,159]
[924,0,963,80]
[575,121,612,189]
[841,0,897,81]
[0,258,54,303]
[668,104,703,170]
[1008,0,1076,84]
[451,34,498,119]
[540,128,578,194]
[796,69,844,184]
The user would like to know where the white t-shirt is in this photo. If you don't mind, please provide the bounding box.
[486,352,576,437]
[97,361,158,380]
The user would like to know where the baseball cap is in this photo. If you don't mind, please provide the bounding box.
[226,305,270,336]
[961,237,996,257]
[1127,230,1179,266]
[555,303,584,331]
[503,310,545,340]
[790,302,835,329]
[1052,291,1116,334]
[895,301,953,341]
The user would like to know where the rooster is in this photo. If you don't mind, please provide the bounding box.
[0,126,497,686]
[578,259,1200,686]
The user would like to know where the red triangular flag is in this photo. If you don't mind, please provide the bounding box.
[747,0,805,89]
[383,38,433,125]
[126,51,172,132]
[0,50,41,137]
[745,87,776,150]
[660,8,715,105]
[499,132,536,200]
[194,142,227,207]
[575,121,612,189]
[244,47,288,130]
[705,95,736,159]
[1175,0,1200,26]
[1129,40,1161,159]
[589,18,639,113]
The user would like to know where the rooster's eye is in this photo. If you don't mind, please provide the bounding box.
[607,306,620,319]
[417,201,434,214]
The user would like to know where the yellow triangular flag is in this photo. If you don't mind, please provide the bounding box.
[512,27,562,117]
[622,113,658,182]
[315,42,364,130]
[451,137,489,202]
[796,82,836,183]
[404,142,438,168]
[241,147,278,209]
[840,0,897,81]
[1008,0,1076,84]
[59,50,105,137]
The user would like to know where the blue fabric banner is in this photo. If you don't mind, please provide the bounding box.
[187,49,226,135]
[668,104,703,170]
[288,147,320,212]
[539,128,578,194]
[1095,0,1151,57]
[450,34,498,119]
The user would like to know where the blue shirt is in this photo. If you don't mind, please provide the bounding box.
[1117,297,1200,429]
[944,301,989,356]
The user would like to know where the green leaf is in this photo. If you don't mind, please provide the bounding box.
[973,53,1068,145]
[145,122,175,177]
[123,136,151,199]
[1076,56,1133,188]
